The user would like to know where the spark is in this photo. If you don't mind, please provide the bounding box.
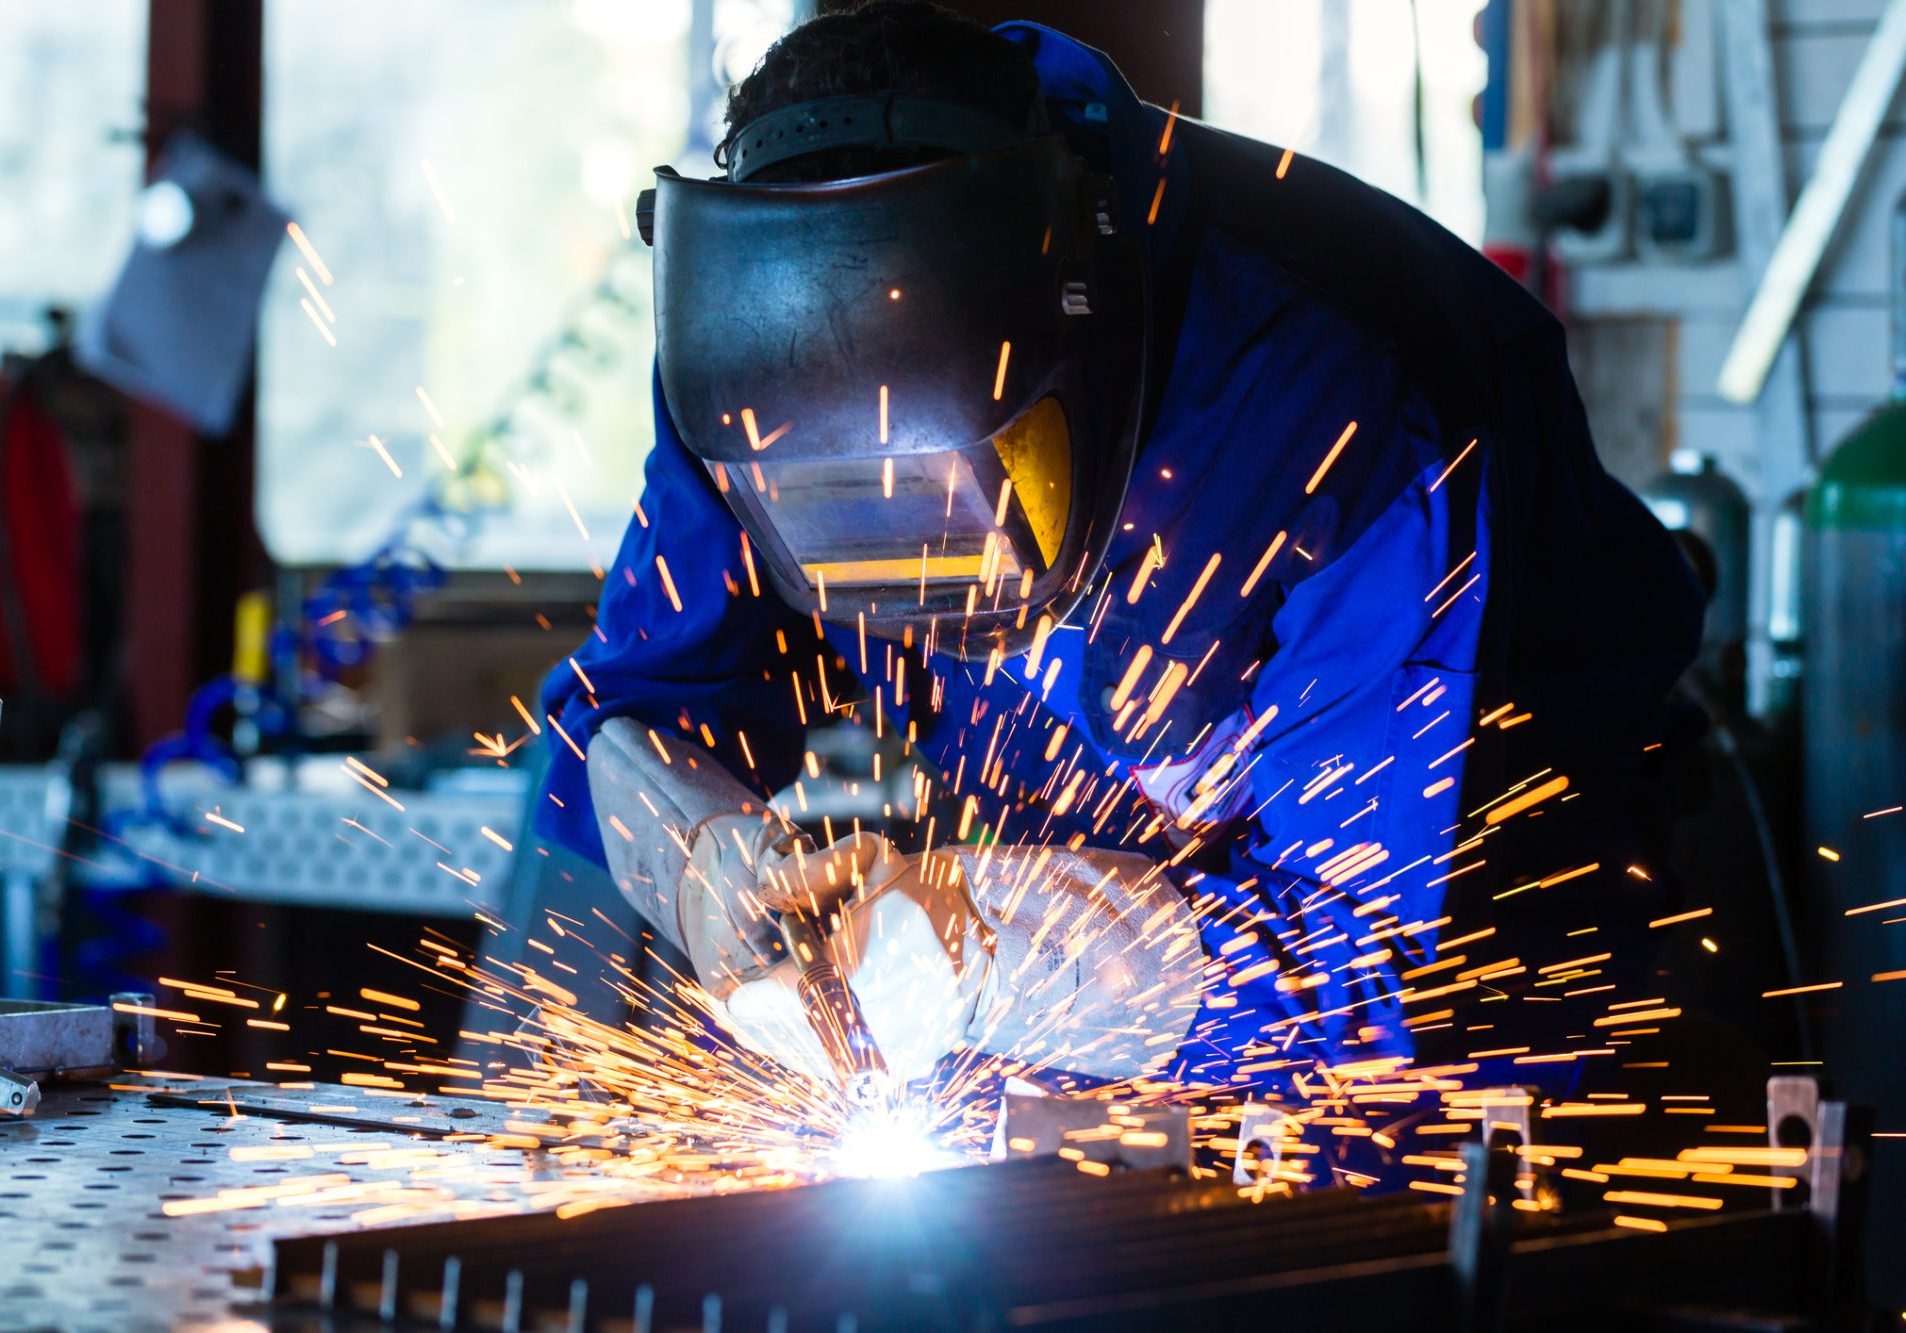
[286,221,334,284]
[1427,438,1478,493]
[419,157,458,224]
[1157,99,1181,155]
[655,556,683,612]
[1160,553,1222,645]
[364,434,402,478]
[1303,421,1359,495]
[1761,982,1842,998]
[294,267,335,321]
[299,298,338,347]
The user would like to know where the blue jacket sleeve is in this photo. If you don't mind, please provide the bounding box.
[1175,395,1492,1087]
[534,374,813,865]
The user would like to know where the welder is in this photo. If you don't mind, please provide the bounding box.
[539,2,1703,1099]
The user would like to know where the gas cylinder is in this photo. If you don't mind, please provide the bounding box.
[1802,378,1906,1313]
[1764,487,1807,735]
[1640,449,1750,711]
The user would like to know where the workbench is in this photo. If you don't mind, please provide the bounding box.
[0,1080,680,1332]
[1,1076,1873,1331]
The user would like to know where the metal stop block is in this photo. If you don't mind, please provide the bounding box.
[0,1069,41,1118]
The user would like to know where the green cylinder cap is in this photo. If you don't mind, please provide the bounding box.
[1811,401,1906,531]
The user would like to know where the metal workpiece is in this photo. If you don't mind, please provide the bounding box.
[0,999,118,1078]
[992,1093,1191,1171]
[0,1069,40,1117]
[262,1132,1861,1333]
[0,994,161,1080]
[0,1078,1876,1330]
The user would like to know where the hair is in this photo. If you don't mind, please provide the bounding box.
[722,1,1045,181]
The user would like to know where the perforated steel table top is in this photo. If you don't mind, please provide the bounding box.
[0,1081,684,1332]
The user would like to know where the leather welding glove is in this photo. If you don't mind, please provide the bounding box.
[588,716,790,996]
[953,845,1206,1082]
[586,719,910,1017]
[717,842,1206,1087]
[720,839,987,1086]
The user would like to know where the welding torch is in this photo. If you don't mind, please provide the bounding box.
[769,832,893,1108]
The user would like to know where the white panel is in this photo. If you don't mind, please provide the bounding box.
[1674,404,1874,496]
[1674,403,1768,488]
[1571,262,1747,317]
[1776,28,1906,136]
[1773,0,1888,23]
[1806,304,1893,394]
[1678,304,1888,397]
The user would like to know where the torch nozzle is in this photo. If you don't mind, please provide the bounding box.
[778,911,892,1106]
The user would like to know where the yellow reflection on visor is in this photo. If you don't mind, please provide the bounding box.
[991,397,1071,567]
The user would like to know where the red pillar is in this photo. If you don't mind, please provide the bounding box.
[124,0,264,748]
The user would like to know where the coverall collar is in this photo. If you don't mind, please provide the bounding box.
[993,22,1192,273]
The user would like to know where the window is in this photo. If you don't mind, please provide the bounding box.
[1204,0,1488,244]
[257,0,802,571]
[0,4,148,353]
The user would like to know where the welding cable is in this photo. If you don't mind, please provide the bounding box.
[1705,704,1815,1062]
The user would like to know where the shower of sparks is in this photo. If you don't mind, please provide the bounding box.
[71,297,1886,1239]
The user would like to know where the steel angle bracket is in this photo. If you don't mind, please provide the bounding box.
[992,1092,1192,1170]
[1766,1075,1873,1321]
[1467,1085,1540,1203]
[1232,1100,1303,1186]
[0,1069,40,1118]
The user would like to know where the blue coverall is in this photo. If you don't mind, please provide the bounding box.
[538,25,1704,1090]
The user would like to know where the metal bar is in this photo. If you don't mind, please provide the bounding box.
[1717,0,1818,719]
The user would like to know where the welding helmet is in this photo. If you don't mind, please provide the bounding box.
[637,93,1147,659]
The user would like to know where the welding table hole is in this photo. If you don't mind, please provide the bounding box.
[1773,1114,1812,1149]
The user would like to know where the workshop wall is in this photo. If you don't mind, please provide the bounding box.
[1569,0,1899,495]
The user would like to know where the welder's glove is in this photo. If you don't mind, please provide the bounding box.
[952,845,1205,1082]
[587,720,917,1013]
[589,719,1205,1087]
[588,716,791,994]
[718,844,1206,1087]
